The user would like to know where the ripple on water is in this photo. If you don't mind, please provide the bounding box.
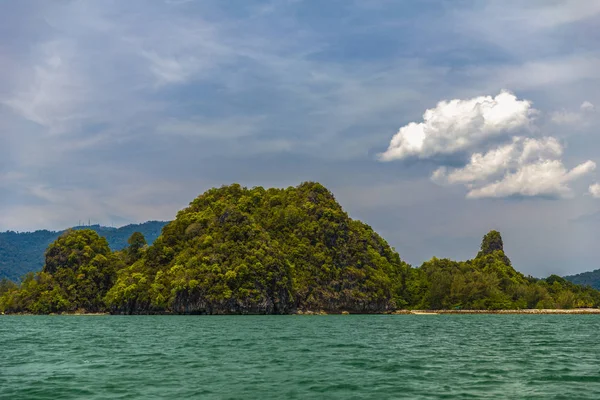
[1,315,600,399]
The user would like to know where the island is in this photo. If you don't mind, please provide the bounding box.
[1,182,599,314]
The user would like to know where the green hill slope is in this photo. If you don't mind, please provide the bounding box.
[106,182,411,314]
[564,270,600,290]
[2,182,599,314]
[0,221,167,281]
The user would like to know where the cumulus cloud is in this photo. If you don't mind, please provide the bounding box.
[432,137,561,184]
[379,91,534,161]
[590,183,600,198]
[467,160,595,199]
[433,137,596,199]
[381,91,596,199]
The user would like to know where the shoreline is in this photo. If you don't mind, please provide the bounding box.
[392,309,600,315]
[299,308,600,315]
[0,312,110,316]
[3,309,600,316]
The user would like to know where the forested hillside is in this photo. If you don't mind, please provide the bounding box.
[1,183,599,314]
[406,231,600,310]
[564,270,600,290]
[0,221,167,281]
[106,182,410,314]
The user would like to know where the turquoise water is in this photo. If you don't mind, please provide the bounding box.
[1,315,599,399]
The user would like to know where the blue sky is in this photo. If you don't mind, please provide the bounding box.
[1,0,600,276]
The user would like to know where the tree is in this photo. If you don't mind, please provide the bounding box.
[44,229,112,274]
[4,184,600,315]
[126,232,147,263]
[106,182,411,314]
[0,229,123,313]
[0,278,17,296]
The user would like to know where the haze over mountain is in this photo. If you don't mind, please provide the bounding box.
[565,270,600,290]
[0,221,167,281]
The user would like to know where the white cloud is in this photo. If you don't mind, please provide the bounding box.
[551,101,595,125]
[434,136,595,199]
[433,137,563,185]
[590,183,600,198]
[580,101,595,112]
[551,111,584,125]
[142,52,199,85]
[1,41,89,133]
[433,142,515,185]
[519,136,564,164]
[381,90,596,199]
[379,91,534,161]
[467,160,595,199]
[456,2,600,59]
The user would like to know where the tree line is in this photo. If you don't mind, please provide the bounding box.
[1,182,598,314]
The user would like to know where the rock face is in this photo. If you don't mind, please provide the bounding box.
[105,182,411,314]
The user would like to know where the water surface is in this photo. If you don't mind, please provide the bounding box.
[1,315,599,399]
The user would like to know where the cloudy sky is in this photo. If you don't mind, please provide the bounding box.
[1,0,600,276]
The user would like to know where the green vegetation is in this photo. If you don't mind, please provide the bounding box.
[406,231,600,310]
[0,230,123,313]
[1,183,599,314]
[564,269,600,291]
[0,221,167,281]
[104,182,409,314]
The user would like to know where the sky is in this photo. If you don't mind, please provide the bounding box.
[1,0,600,277]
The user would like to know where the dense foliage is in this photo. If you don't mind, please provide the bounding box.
[1,183,599,314]
[0,230,58,282]
[0,221,167,281]
[406,231,600,310]
[564,269,600,290]
[105,182,410,314]
[1,230,123,313]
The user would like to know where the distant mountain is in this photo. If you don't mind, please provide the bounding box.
[0,221,168,281]
[564,270,600,290]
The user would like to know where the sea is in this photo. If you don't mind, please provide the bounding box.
[1,315,599,399]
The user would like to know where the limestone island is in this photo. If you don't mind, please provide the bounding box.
[1,182,599,315]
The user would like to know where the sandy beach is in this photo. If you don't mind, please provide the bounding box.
[391,309,600,315]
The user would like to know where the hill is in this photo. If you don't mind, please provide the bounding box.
[0,221,167,281]
[106,182,411,314]
[2,182,599,314]
[564,270,600,290]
